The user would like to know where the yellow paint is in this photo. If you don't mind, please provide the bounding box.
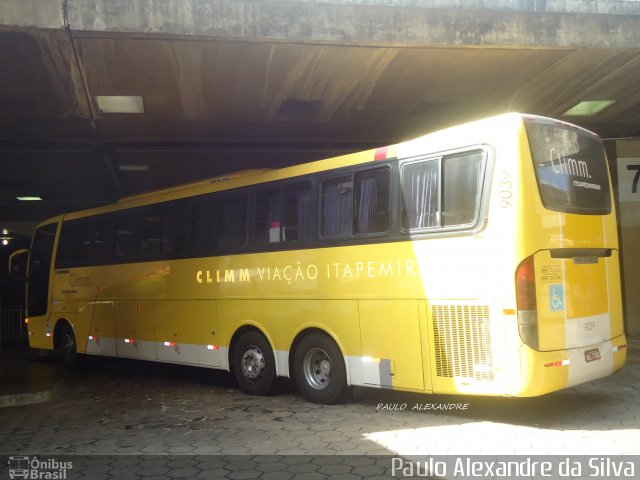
[359,299,424,390]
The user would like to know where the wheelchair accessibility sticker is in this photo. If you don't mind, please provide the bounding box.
[550,284,564,312]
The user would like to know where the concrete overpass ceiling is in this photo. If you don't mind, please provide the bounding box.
[1,0,640,238]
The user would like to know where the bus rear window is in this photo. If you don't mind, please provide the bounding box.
[525,119,611,215]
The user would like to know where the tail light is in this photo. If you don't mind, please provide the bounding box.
[515,255,539,350]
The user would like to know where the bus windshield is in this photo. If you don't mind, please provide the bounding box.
[525,118,611,215]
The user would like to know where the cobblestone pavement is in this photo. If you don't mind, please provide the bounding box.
[0,341,638,478]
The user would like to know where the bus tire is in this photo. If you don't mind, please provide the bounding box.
[232,331,276,396]
[56,322,78,366]
[293,333,347,404]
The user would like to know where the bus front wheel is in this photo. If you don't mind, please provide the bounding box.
[293,333,347,404]
[56,322,78,366]
[232,331,276,396]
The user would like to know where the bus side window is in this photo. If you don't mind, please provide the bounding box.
[442,152,484,226]
[401,160,440,230]
[75,219,96,266]
[283,182,312,242]
[218,194,247,249]
[255,189,282,244]
[114,210,137,263]
[162,202,187,256]
[138,207,163,260]
[321,175,353,237]
[355,168,390,234]
[56,222,76,268]
[93,215,115,265]
[191,194,247,252]
[190,200,220,255]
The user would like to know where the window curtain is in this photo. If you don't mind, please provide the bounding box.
[442,154,483,226]
[405,165,439,229]
[267,193,281,242]
[296,189,312,240]
[322,181,353,236]
[356,178,377,234]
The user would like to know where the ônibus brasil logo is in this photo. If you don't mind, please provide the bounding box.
[7,456,72,479]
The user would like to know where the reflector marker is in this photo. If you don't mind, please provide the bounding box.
[207,345,219,350]
[164,341,176,347]
[544,359,570,367]
[374,147,389,161]
[612,344,627,353]
[124,338,135,344]
[362,356,381,363]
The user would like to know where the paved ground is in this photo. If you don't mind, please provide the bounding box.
[0,340,638,478]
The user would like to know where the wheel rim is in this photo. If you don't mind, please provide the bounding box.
[241,345,265,381]
[63,333,75,355]
[303,347,332,390]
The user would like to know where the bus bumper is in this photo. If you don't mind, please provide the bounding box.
[515,334,627,397]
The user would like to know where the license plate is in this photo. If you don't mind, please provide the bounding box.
[584,348,601,362]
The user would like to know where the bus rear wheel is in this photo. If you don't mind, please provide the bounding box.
[56,322,78,366]
[293,333,347,404]
[232,331,276,395]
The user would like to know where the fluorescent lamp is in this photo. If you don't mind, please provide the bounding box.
[119,164,150,172]
[96,95,144,114]
[16,196,42,201]
[563,100,615,117]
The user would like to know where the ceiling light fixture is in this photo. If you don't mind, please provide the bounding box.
[16,196,43,201]
[96,95,145,114]
[563,100,615,117]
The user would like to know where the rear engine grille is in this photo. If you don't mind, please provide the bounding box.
[432,304,494,381]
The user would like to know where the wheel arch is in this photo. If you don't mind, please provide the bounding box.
[52,317,75,349]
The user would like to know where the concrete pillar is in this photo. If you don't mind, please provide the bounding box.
[614,140,640,336]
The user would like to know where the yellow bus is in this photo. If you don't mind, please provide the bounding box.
[18,113,626,404]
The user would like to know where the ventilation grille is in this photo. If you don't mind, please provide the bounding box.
[432,304,494,381]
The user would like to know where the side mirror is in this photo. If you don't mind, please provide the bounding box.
[8,248,29,280]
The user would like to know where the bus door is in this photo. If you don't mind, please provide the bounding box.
[27,223,58,320]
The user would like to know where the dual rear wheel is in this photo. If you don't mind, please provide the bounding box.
[232,331,346,404]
